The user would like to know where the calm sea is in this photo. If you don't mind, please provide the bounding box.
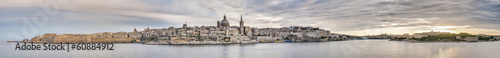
[1,40,500,58]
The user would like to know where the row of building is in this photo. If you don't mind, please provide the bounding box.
[29,15,350,44]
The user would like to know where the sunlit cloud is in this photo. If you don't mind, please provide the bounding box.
[1,0,500,40]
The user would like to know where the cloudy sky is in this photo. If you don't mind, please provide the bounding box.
[1,0,500,40]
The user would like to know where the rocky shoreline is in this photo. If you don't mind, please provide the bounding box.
[389,39,500,43]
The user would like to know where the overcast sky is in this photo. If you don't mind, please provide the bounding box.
[1,0,500,40]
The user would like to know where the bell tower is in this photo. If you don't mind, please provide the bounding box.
[239,15,245,35]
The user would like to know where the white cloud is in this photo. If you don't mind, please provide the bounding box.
[1,0,500,40]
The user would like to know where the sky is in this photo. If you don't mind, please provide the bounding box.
[1,0,500,41]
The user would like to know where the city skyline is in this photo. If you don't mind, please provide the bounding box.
[1,0,500,41]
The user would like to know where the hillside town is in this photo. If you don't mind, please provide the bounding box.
[24,15,500,44]
[27,15,352,44]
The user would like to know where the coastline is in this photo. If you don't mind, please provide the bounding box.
[389,39,499,43]
[7,39,347,45]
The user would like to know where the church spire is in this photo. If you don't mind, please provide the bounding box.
[240,14,243,22]
[240,14,244,25]
[239,14,245,35]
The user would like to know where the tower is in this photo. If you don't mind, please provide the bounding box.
[239,14,245,35]
[183,21,187,28]
[134,28,138,33]
[240,14,244,27]
[217,21,220,27]
[145,27,150,31]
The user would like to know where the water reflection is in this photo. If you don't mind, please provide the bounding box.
[164,44,256,47]
[434,47,458,58]
[1,40,500,58]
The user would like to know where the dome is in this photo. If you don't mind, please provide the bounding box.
[221,19,230,27]
[221,19,229,24]
[220,15,230,27]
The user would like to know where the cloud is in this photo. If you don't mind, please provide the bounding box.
[195,0,500,35]
[1,0,500,40]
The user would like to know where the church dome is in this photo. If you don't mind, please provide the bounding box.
[221,19,229,24]
[221,15,230,27]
